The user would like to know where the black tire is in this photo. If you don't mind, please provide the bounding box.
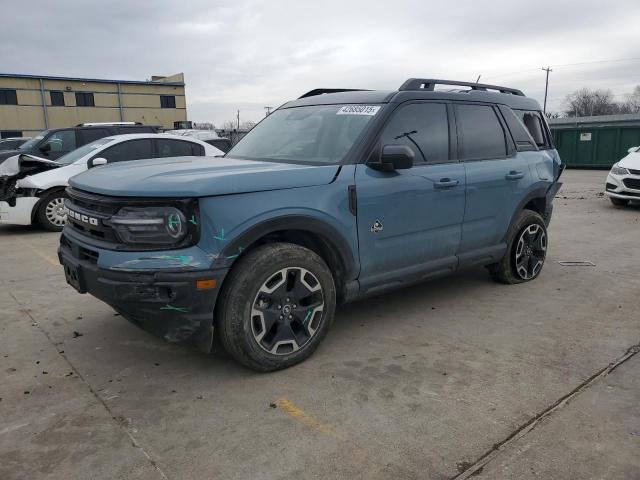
[610,197,629,207]
[217,243,336,372]
[488,209,548,284]
[36,191,68,232]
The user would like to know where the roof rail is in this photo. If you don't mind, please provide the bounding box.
[399,78,525,96]
[76,122,142,127]
[298,88,369,99]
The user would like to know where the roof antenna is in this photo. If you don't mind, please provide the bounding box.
[475,75,481,83]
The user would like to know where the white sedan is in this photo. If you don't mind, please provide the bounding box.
[0,133,222,231]
[605,146,640,207]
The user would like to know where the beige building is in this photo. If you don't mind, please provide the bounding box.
[0,72,187,137]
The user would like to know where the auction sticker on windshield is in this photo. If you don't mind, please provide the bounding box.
[337,105,381,116]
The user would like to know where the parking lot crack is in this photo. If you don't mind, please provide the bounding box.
[9,291,170,480]
[451,341,640,479]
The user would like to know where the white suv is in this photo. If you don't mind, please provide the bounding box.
[0,133,222,230]
[605,146,640,206]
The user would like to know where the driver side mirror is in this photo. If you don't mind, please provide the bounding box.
[628,146,639,154]
[88,157,108,168]
[368,145,415,172]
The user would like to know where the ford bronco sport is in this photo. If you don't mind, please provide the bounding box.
[59,78,563,371]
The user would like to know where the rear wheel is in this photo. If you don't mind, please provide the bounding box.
[610,197,629,207]
[37,191,68,232]
[489,209,548,284]
[217,243,336,371]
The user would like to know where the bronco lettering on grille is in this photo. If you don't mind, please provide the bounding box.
[64,207,99,226]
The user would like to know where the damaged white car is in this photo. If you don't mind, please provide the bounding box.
[605,145,640,207]
[0,134,222,231]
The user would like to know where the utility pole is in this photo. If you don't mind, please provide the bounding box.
[237,110,240,130]
[541,66,553,115]
[264,106,273,116]
[475,75,481,83]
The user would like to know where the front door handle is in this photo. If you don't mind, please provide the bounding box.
[505,171,524,180]
[434,178,460,189]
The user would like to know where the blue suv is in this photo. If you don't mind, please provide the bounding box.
[59,78,563,371]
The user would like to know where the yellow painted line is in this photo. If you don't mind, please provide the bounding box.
[275,398,335,435]
[26,245,59,267]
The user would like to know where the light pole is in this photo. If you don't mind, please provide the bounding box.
[541,66,553,115]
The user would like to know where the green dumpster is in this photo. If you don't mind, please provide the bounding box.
[549,115,640,168]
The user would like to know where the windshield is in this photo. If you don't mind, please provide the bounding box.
[19,131,48,151]
[56,137,114,165]
[227,104,380,165]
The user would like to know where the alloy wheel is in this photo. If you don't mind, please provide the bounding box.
[515,224,547,280]
[251,267,325,355]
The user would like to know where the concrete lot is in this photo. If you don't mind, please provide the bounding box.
[1,169,639,480]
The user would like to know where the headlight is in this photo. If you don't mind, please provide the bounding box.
[610,163,629,175]
[109,206,194,246]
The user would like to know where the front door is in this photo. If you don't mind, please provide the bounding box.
[355,102,466,291]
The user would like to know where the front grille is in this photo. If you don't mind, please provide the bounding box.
[622,178,640,190]
[66,188,120,243]
[64,187,200,251]
[629,169,640,175]
[619,190,640,197]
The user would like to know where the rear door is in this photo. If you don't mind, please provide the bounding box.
[355,102,466,290]
[455,103,528,261]
[95,139,154,164]
[155,138,204,157]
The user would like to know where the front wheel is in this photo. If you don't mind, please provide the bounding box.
[37,191,68,232]
[217,243,336,372]
[489,209,548,284]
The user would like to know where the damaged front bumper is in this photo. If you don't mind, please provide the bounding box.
[58,232,228,353]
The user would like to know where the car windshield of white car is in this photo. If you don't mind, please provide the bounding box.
[56,138,115,165]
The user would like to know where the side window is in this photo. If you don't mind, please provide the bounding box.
[75,92,95,107]
[43,130,77,152]
[455,104,507,160]
[157,139,197,157]
[160,95,176,108]
[379,103,449,163]
[79,128,110,145]
[116,126,154,134]
[50,91,65,106]
[190,143,205,156]
[515,110,549,148]
[0,89,18,105]
[99,139,153,163]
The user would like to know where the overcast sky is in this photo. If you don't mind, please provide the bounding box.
[3,0,640,125]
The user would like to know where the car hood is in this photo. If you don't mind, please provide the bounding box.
[618,152,640,170]
[69,156,341,197]
[0,149,22,163]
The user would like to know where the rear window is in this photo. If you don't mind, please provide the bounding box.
[455,104,507,160]
[514,110,550,149]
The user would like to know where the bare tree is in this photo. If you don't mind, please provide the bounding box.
[220,121,237,131]
[193,122,216,130]
[240,120,256,130]
[618,85,640,114]
[563,88,619,117]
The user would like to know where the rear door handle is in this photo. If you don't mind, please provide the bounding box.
[505,171,524,180]
[434,178,460,189]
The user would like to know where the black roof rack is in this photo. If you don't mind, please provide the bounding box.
[399,78,525,96]
[298,88,369,99]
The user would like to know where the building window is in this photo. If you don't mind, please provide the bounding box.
[1,130,22,138]
[0,89,18,105]
[160,95,176,108]
[75,92,95,107]
[50,91,65,106]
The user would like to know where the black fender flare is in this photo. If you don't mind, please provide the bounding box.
[502,186,549,242]
[218,215,358,280]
